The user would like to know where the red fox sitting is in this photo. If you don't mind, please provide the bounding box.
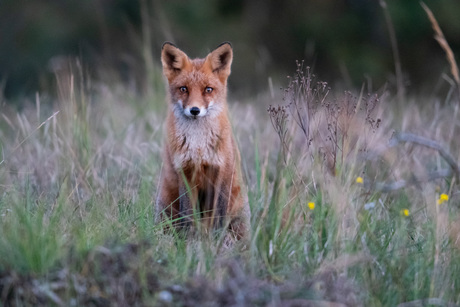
[156,42,250,241]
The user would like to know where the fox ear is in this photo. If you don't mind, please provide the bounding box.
[161,42,190,81]
[206,42,233,81]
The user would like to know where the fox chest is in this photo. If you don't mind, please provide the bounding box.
[172,127,225,170]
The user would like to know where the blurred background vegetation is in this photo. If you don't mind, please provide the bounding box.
[0,0,459,102]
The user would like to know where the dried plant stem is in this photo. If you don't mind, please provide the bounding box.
[380,0,404,101]
[140,0,156,97]
[421,2,460,102]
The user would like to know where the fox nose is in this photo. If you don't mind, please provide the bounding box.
[190,107,200,116]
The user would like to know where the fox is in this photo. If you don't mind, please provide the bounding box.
[155,42,250,241]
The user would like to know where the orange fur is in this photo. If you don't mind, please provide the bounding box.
[156,42,250,240]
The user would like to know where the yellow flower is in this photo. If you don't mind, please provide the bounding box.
[356,177,363,184]
[437,193,449,205]
[308,202,315,210]
[401,209,409,217]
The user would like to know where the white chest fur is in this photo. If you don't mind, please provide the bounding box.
[172,109,225,170]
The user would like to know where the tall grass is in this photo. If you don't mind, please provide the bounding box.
[1,47,460,306]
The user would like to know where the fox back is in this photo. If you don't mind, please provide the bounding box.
[156,42,250,241]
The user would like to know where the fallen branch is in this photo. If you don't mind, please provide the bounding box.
[362,132,459,192]
[390,132,460,180]
[397,297,459,307]
[367,169,453,192]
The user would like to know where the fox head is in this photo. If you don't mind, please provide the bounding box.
[161,42,233,119]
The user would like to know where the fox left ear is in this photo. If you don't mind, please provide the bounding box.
[206,42,233,81]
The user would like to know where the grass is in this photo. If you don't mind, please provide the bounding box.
[1,56,460,306]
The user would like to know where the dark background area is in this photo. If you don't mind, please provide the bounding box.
[0,0,459,102]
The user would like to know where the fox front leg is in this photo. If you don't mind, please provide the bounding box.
[214,185,229,229]
[178,184,194,228]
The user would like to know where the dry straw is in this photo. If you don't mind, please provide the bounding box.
[421,2,460,89]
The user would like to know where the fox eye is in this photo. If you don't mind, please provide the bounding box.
[179,86,188,93]
[205,87,213,93]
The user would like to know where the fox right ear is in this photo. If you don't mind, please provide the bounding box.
[161,42,190,81]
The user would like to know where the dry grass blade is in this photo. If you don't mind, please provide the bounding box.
[421,2,460,88]
[0,110,60,166]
